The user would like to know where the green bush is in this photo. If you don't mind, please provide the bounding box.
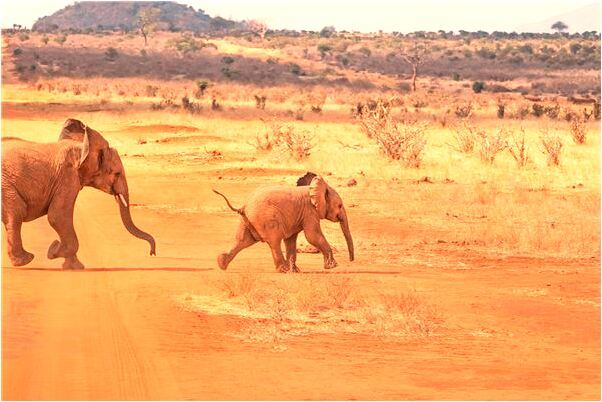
[289,63,302,75]
[13,48,22,56]
[105,47,118,61]
[476,47,496,59]
[317,44,332,58]
[195,79,209,96]
[167,33,201,55]
[221,67,240,79]
[222,56,235,64]
[532,103,545,117]
[54,34,67,46]
[472,81,485,93]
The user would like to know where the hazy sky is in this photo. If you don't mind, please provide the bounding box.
[1,0,598,32]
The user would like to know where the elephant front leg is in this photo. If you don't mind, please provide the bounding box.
[4,219,34,266]
[284,233,300,273]
[304,224,337,270]
[47,203,84,269]
[47,240,84,269]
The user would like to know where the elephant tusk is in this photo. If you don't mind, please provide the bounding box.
[118,194,128,208]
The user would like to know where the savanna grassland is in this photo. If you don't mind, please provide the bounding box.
[2,27,601,400]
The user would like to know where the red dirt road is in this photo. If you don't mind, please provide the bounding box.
[2,172,600,400]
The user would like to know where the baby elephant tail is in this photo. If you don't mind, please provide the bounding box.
[212,189,241,213]
[213,189,263,242]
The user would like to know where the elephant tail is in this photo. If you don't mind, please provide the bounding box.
[212,189,264,242]
[212,189,240,212]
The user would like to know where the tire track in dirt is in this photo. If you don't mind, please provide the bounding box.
[2,268,184,400]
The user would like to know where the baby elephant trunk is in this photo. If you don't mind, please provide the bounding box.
[339,208,354,261]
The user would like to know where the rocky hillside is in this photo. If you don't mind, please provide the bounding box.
[32,1,243,32]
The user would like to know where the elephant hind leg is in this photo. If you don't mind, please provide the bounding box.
[3,195,34,266]
[218,223,258,270]
[5,219,34,266]
[284,233,300,273]
[267,238,288,273]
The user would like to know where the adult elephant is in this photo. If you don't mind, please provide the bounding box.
[1,118,156,269]
[214,172,354,272]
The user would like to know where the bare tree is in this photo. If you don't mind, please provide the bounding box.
[399,41,429,92]
[247,19,268,41]
[138,8,161,46]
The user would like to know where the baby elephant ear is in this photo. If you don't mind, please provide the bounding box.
[297,171,318,186]
[309,176,328,219]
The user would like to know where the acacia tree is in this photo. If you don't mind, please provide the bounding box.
[399,41,429,92]
[551,21,568,34]
[138,8,161,46]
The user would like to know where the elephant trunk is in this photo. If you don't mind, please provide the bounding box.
[113,178,156,256]
[339,208,354,261]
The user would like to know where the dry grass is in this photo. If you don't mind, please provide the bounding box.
[178,274,443,348]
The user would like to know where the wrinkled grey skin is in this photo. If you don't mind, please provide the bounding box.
[216,172,354,272]
[1,118,155,269]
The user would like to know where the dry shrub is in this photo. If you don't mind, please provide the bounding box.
[356,97,393,138]
[252,120,314,160]
[477,128,507,164]
[507,128,530,167]
[449,119,479,153]
[569,117,588,144]
[454,101,473,118]
[376,120,427,168]
[357,98,427,168]
[540,131,563,166]
[254,94,267,109]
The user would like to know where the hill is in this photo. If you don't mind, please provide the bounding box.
[32,1,244,33]
[516,3,600,33]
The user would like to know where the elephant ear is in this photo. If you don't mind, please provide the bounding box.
[59,118,86,141]
[309,175,328,219]
[58,118,108,168]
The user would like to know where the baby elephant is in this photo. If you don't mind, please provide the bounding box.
[214,172,354,272]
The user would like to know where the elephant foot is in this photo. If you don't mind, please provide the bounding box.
[287,261,301,273]
[324,257,338,270]
[217,253,229,270]
[47,240,61,260]
[276,263,289,273]
[10,250,34,267]
[62,257,84,270]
